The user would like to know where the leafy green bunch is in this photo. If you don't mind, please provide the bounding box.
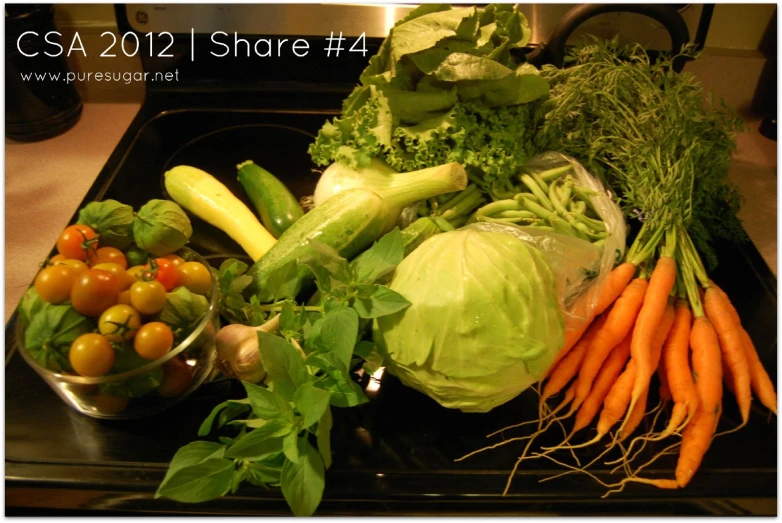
[308,3,548,193]
[156,230,410,516]
[534,37,745,268]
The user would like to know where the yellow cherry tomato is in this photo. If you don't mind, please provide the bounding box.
[177,261,212,295]
[34,264,77,304]
[134,322,174,360]
[98,304,142,342]
[127,265,148,283]
[93,262,134,290]
[69,333,115,377]
[57,258,89,276]
[117,289,132,305]
[161,254,186,268]
[129,280,167,315]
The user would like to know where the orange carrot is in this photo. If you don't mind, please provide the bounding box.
[648,299,676,378]
[628,256,677,418]
[675,316,723,488]
[571,330,633,435]
[547,263,636,375]
[662,299,699,436]
[541,315,607,401]
[618,300,675,442]
[596,262,637,315]
[571,278,648,412]
[658,359,672,401]
[739,328,777,415]
[619,386,650,443]
[596,360,637,440]
[704,287,751,424]
[711,284,777,415]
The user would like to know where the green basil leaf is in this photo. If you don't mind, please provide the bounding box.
[229,274,253,294]
[224,419,293,459]
[316,408,333,469]
[260,260,300,303]
[310,307,359,373]
[304,352,350,382]
[282,431,301,464]
[155,458,234,503]
[353,340,375,359]
[242,381,294,419]
[18,286,44,330]
[279,301,307,339]
[302,240,353,283]
[280,439,326,517]
[77,199,135,250]
[230,467,247,494]
[322,377,368,408]
[349,227,404,283]
[160,441,226,487]
[257,331,309,401]
[353,285,411,318]
[293,382,331,429]
[246,455,284,486]
[198,399,251,436]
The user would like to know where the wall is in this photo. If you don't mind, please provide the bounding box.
[53,4,144,103]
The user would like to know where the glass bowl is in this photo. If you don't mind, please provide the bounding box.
[15,248,220,420]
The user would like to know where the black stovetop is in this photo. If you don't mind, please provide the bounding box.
[5,87,777,516]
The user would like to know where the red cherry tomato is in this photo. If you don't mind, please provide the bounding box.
[56,225,99,263]
[70,269,120,317]
[144,258,179,292]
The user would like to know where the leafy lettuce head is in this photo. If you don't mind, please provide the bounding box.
[373,226,564,413]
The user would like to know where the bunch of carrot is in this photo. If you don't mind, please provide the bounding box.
[521,220,777,492]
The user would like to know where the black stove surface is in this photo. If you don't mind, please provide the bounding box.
[5,90,778,516]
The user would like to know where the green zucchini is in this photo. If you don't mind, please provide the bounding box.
[237,161,304,238]
[247,188,389,301]
[400,217,443,256]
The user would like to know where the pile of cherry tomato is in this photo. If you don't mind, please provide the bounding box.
[33,223,213,400]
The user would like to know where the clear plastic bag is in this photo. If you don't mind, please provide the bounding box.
[470,151,626,337]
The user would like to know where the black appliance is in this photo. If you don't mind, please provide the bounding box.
[5,4,777,516]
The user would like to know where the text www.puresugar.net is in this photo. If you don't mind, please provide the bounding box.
[20,69,179,85]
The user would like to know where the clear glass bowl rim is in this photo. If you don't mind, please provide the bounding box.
[16,247,219,385]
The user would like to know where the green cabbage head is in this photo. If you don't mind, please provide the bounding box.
[373,226,564,413]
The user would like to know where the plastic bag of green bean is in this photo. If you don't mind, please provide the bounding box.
[472,151,626,331]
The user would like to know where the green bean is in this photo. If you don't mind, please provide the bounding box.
[549,182,578,224]
[526,223,556,233]
[535,164,573,182]
[574,212,608,232]
[520,174,554,212]
[520,197,556,221]
[477,216,527,225]
[569,200,587,214]
[530,171,550,192]
[549,217,582,238]
[495,210,537,220]
[514,192,539,203]
[476,199,523,217]
[572,221,595,239]
[557,179,572,204]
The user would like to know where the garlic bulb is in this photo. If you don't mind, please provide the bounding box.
[214,314,280,383]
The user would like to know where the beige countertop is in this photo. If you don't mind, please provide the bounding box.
[5,103,141,323]
[4,103,777,323]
